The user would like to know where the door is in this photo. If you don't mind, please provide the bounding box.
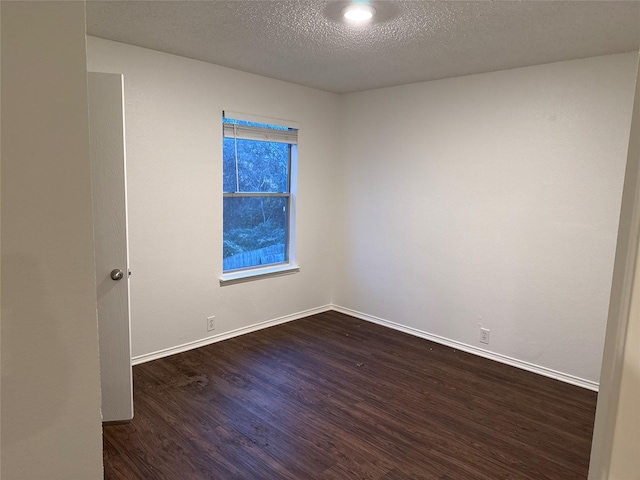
[88,72,133,422]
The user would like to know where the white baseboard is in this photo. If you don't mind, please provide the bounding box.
[132,303,598,392]
[331,304,599,392]
[131,304,333,366]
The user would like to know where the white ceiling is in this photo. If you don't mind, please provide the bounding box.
[86,1,640,94]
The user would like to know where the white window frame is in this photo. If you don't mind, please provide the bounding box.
[219,111,299,286]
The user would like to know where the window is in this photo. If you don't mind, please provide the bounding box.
[221,113,298,282]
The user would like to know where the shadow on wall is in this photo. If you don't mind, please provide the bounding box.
[1,253,73,447]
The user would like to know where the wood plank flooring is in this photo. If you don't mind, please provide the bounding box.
[103,311,598,479]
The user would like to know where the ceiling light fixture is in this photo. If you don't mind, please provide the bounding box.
[342,4,376,22]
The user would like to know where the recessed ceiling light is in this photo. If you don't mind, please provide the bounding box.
[342,4,376,22]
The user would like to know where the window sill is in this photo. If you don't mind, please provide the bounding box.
[219,264,300,286]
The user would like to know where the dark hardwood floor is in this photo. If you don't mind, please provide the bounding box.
[103,311,597,479]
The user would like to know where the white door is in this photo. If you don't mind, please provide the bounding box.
[88,72,133,422]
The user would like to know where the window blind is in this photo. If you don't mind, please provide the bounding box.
[223,123,298,145]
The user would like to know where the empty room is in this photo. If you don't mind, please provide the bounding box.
[2,1,639,479]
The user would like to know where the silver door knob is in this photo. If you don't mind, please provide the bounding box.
[110,269,124,281]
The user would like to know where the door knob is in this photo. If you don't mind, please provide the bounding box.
[110,269,124,281]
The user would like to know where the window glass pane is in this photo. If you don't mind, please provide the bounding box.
[222,137,238,193]
[223,196,288,271]
[223,137,288,193]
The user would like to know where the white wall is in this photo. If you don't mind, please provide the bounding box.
[87,37,340,360]
[87,34,636,388]
[334,53,638,386]
[1,2,104,479]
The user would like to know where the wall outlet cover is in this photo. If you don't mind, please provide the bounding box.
[480,328,490,344]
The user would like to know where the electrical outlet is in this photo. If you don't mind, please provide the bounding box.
[207,316,216,332]
[480,327,490,344]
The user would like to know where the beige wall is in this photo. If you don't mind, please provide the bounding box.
[610,240,640,478]
[1,2,104,479]
[595,52,640,480]
[608,56,640,480]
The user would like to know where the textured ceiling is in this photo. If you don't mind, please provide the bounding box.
[86,1,640,94]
